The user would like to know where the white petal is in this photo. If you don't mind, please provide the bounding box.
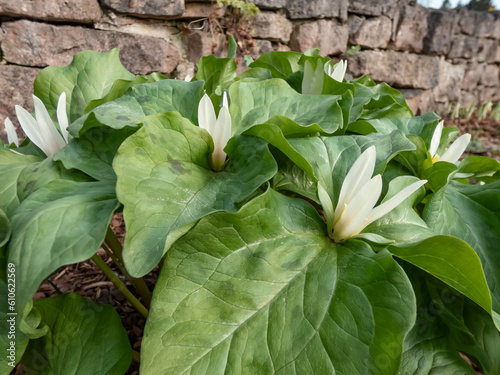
[331,60,346,82]
[429,121,443,157]
[359,179,427,234]
[324,61,333,76]
[317,182,334,237]
[184,74,192,82]
[334,145,377,222]
[302,60,314,94]
[4,117,19,147]
[333,174,382,242]
[212,106,231,171]
[440,134,471,164]
[311,61,324,95]
[15,105,47,155]
[56,92,69,143]
[32,95,66,155]
[221,91,229,109]
[198,94,217,134]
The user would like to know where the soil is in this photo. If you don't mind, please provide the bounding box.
[13,117,499,374]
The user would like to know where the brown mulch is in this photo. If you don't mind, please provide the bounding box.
[14,117,498,374]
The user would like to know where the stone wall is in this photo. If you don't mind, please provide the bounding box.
[1,0,500,142]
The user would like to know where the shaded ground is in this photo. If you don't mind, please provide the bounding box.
[14,117,499,374]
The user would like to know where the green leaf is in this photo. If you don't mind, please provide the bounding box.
[0,151,40,216]
[348,112,441,136]
[424,181,500,318]
[389,235,491,313]
[0,209,11,248]
[114,112,277,277]
[22,294,131,375]
[194,55,237,96]
[141,189,416,374]
[7,180,119,314]
[71,79,205,135]
[34,49,135,122]
[227,35,237,58]
[423,161,459,192]
[54,126,135,181]
[248,51,302,79]
[458,155,500,182]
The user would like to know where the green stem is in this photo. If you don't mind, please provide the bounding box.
[105,227,152,307]
[91,254,149,318]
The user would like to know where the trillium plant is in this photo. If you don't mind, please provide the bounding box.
[1,46,500,375]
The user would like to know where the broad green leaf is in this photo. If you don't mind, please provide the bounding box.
[71,79,205,135]
[423,161,459,192]
[141,189,416,374]
[458,155,500,182]
[194,55,237,96]
[34,49,135,122]
[0,209,10,248]
[22,293,131,375]
[7,180,119,314]
[348,112,441,136]
[394,134,430,178]
[389,235,491,313]
[424,181,500,317]
[85,72,166,112]
[54,126,135,181]
[401,266,500,374]
[0,151,40,216]
[114,112,277,277]
[248,51,302,79]
[227,35,237,59]
[228,79,345,134]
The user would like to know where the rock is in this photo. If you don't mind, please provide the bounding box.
[102,0,184,17]
[479,64,500,87]
[249,0,287,9]
[1,20,180,74]
[348,0,397,18]
[475,85,500,103]
[247,39,274,57]
[422,9,457,55]
[456,8,475,35]
[251,11,293,43]
[174,61,196,80]
[289,19,348,55]
[473,11,496,37]
[181,3,224,18]
[286,0,348,21]
[348,15,364,36]
[400,89,435,115]
[477,38,500,63]
[492,12,500,39]
[186,31,227,62]
[459,91,478,107]
[391,4,429,53]
[350,16,392,49]
[432,57,464,103]
[0,66,40,144]
[348,50,440,89]
[448,35,479,60]
[0,0,101,23]
[461,63,482,91]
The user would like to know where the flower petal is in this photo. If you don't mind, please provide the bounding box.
[440,133,471,164]
[4,117,19,147]
[198,94,217,135]
[331,60,347,82]
[56,92,69,143]
[333,174,382,242]
[317,182,335,237]
[334,145,377,222]
[358,179,427,234]
[429,120,443,157]
[302,60,314,94]
[15,105,47,155]
[212,106,231,171]
[32,95,66,155]
[184,74,192,82]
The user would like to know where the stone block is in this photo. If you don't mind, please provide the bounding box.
[448,35,479,60]
[348,0,397,18]
[181,3,224,18]
[479,64,500,87]
[492,12,500,39]
[391,4,429,53]
[102,0,184,17]
[422,9,457,55]
[461,63,482,91]
[348,15,364,36]
[477,38,500,63]
[186,31,227,62]
[290,19,348,55]
[249,0,287,9]
[456,8,475,35]
[0,0,101,23]
[459,91,478,107]
[0,66,40,144]
[400,89,435,115]
[1,20,181,74]
[286,0,348,21]
[475,85,500,103]
[432,57,464,103]
[348,50,440,89]
[350,16,392,49]
[251,11,293,43]
[473,11,496,37]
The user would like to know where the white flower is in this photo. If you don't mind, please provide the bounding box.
[302,60,324,95]
[4,117,19,147]
[429,120,471,164]
[8,93,69,156]
[184,74,192,82]
[198,92,231,171]
[325,60,347,82]
[318,146,427,243]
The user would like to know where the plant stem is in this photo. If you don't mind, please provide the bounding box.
[132,350,141,363]
[105,227,152,307]
[91,254,149,318]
